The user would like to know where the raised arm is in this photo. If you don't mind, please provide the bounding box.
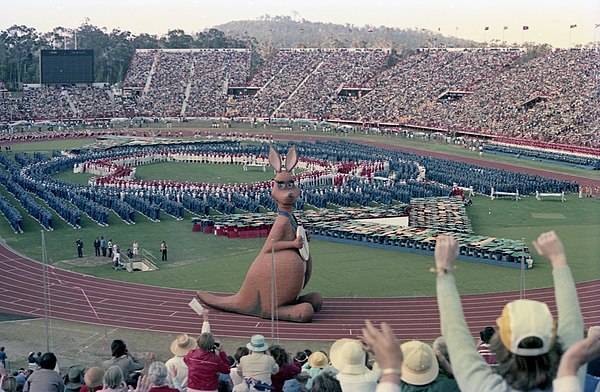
[532,231,584,384]
[435,235,507,391]
[361,320,402,392]
[554,328,600,392]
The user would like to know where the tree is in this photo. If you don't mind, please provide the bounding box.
[0,25,43,88]
[160,29,194,48]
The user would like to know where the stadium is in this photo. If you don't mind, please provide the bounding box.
[0,14,599,392]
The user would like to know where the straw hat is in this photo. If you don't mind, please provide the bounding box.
[307,352,329,369]
[170,334,198,356]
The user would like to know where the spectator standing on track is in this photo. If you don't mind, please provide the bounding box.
[101,237,107,257]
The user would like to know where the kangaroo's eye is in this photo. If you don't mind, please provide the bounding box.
[287,181,295,189]
[276,181,285,189]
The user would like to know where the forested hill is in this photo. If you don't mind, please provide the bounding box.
[216,15,477,50]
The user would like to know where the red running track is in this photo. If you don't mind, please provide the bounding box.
[1,241,598,341]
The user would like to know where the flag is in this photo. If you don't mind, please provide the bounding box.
[522,25,529,30]
[596,23,600,28]
[484,26,489,31]
[503,26,508,30]
[569,24,577,29]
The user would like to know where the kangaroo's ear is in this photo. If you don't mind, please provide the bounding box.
[284,145,298,172]
[269,145,282,172]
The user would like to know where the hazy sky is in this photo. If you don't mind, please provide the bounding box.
[2,0,599,48]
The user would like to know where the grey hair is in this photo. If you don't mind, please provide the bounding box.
[147,362,169,386]
[197,332,215,351]
[432,336,450,363]
[103,366,124,389]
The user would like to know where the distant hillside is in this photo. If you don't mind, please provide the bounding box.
[216,15,478,51]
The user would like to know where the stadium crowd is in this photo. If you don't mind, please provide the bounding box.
[1,48,597,149]
[1,231,599,392]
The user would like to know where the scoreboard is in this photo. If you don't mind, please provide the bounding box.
[40,50,94,84]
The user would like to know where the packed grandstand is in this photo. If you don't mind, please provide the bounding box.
[1,45,600,392]
[1,47,598,151]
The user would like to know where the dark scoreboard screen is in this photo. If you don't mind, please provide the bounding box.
[40,50,94,84]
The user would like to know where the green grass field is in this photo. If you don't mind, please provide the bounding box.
[0,135,598,298]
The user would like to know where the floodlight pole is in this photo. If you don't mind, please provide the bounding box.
[519,237,525,299]
[41,230,50,352]
[271,239,275,345]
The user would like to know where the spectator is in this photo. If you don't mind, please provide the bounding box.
[237,335,278,386]
[98,366,125,392]
[146,362,178,392]
[102,340,144,385]
[184,332,230,392]
[64,366,85,392]
[554,326,600,392]
[229,347,249,387]
[434,231,584,391]
[0,347,6,369]
[329,338,380,392]
[269,346,301,392]
[310,372,342,392]
[302,352,328,390]
[165,308,211,392]
[27,353,37,371]
[81,367,104,392]
[23,353,63,392]
[431,337,453,379]
[1,374,18,392]
[399,340,459,391]
[477,326,498,366]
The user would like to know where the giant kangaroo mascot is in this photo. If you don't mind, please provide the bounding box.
[196,145,323,322]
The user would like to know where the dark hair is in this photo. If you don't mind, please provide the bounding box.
[234,347,249,363]
[480,326,496,343]
[311,372,342,392]
[110,339,127,357]
[227,355,235,367]
[269,345,290,368]
[40,353,57,370]
[490,333,563,390]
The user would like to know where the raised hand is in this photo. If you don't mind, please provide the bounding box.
[532,231,567,268]
[434,235,459,273]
